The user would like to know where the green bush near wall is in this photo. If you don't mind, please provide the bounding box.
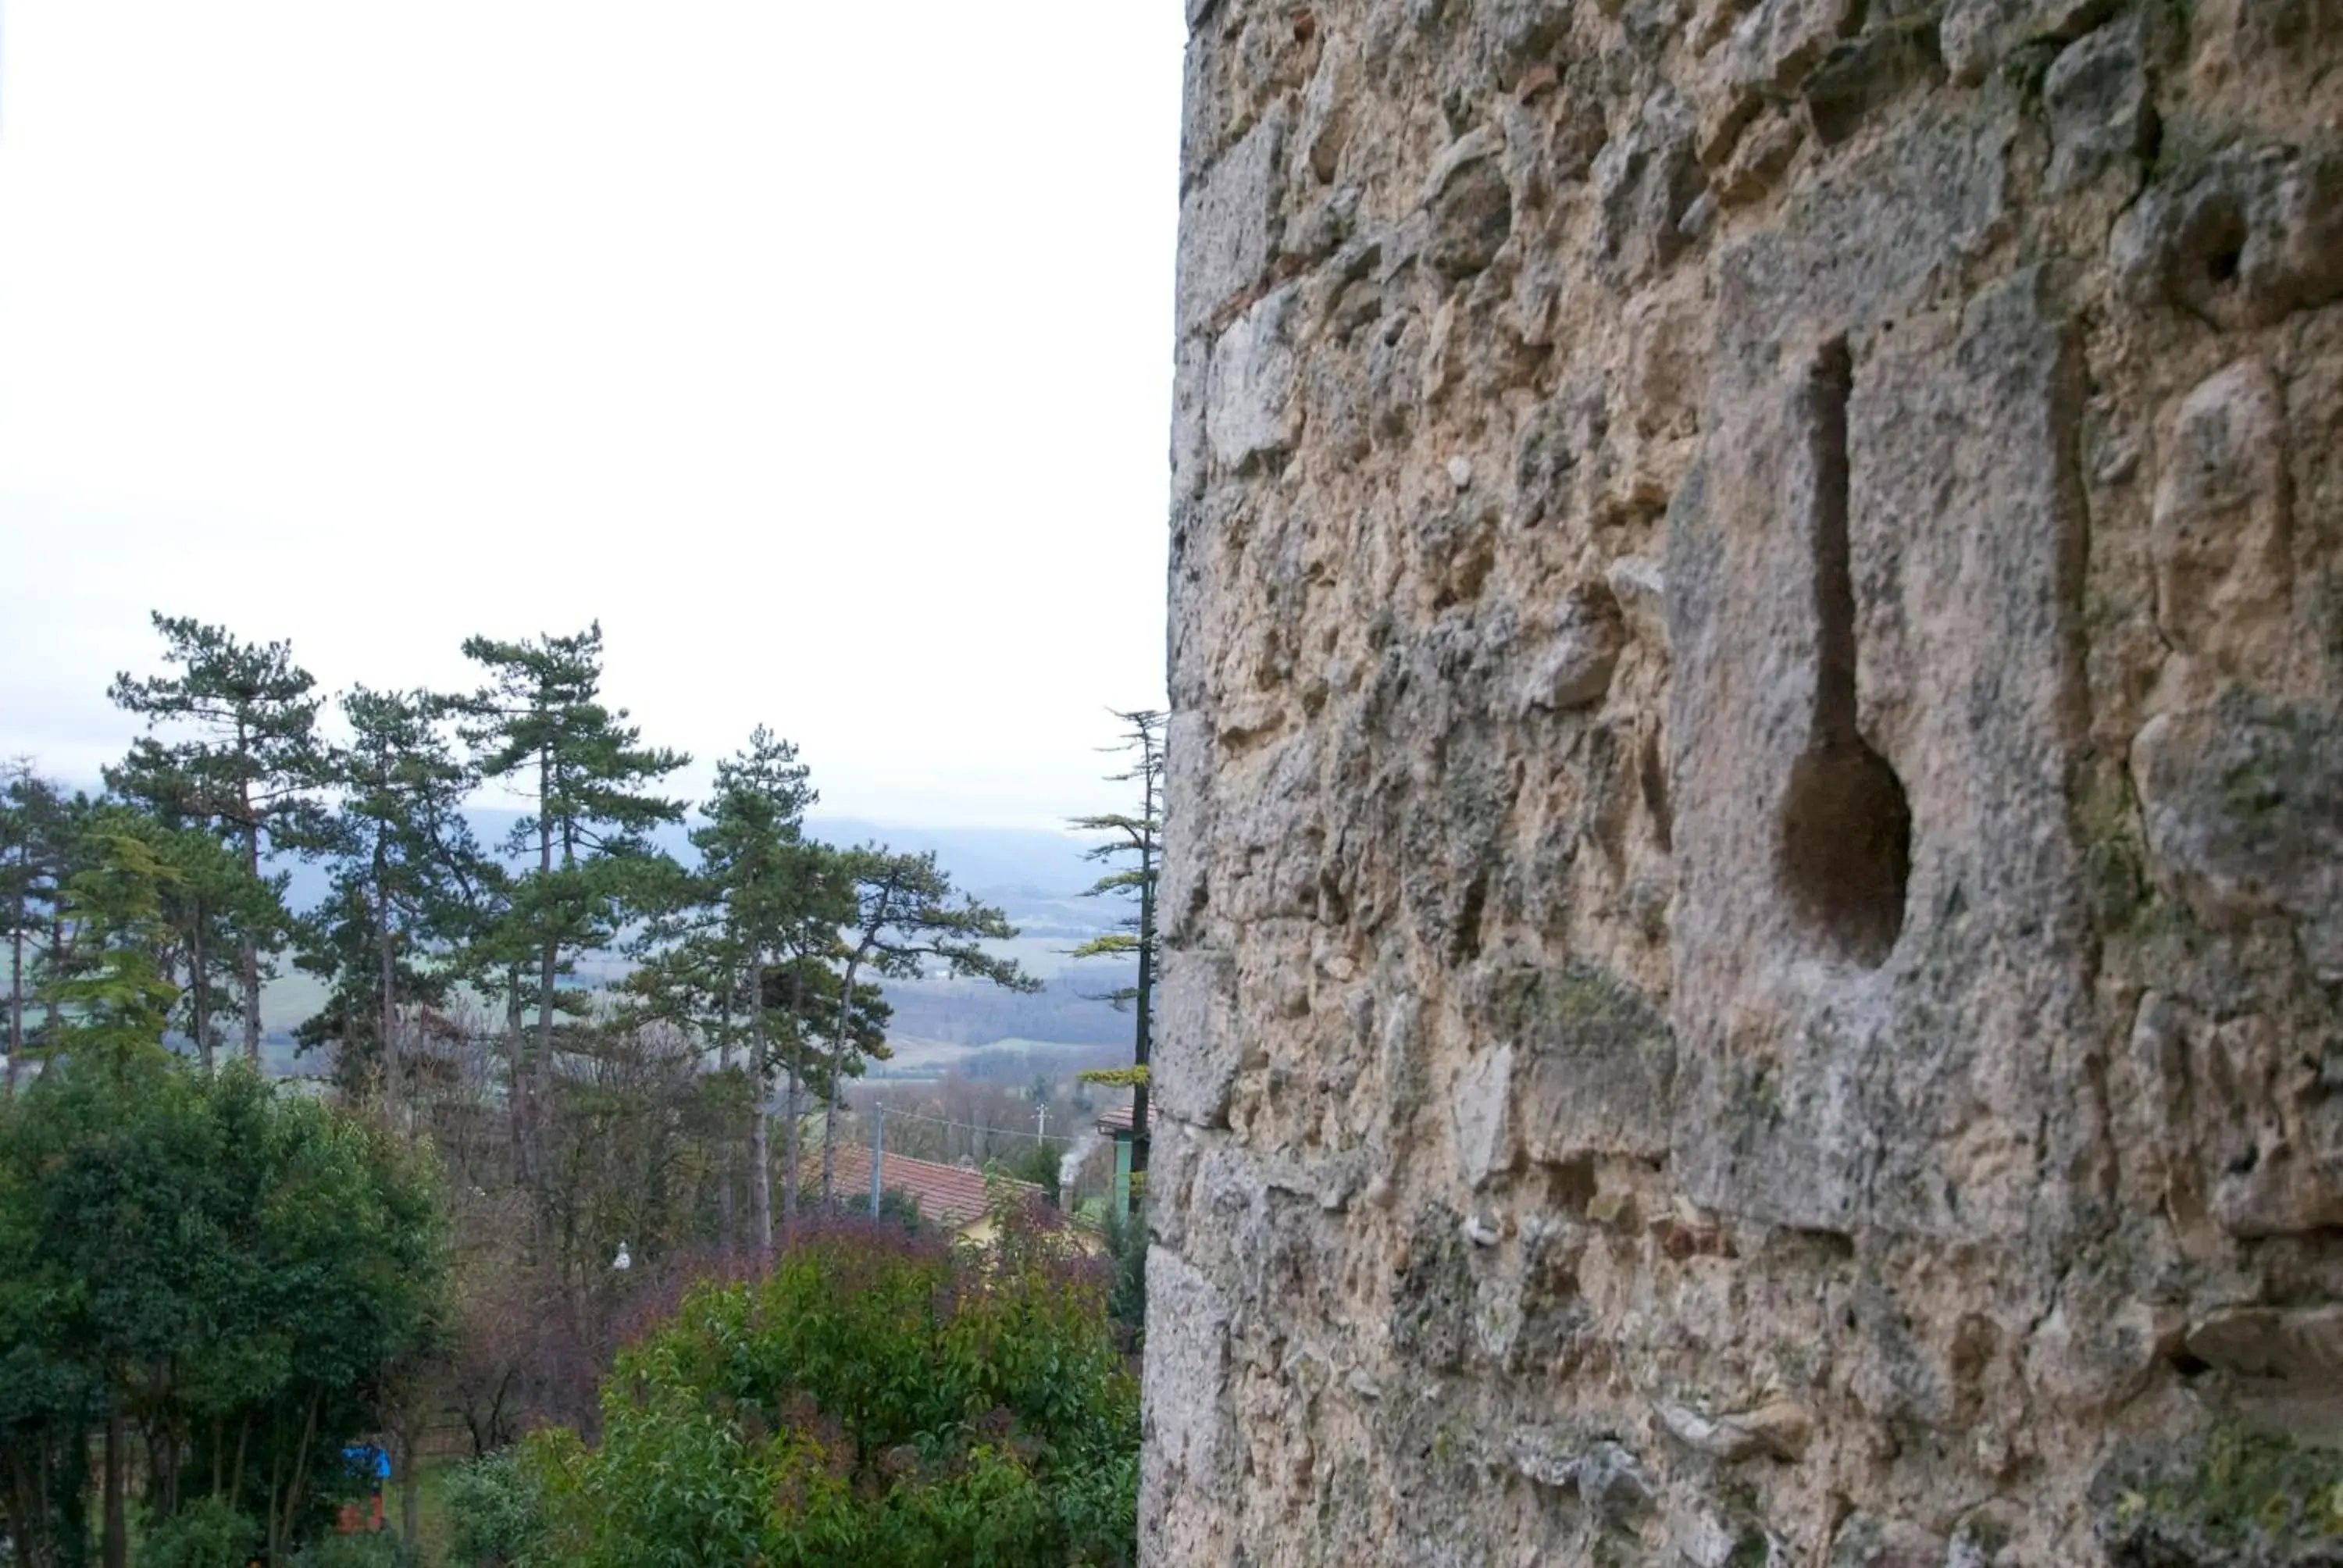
[458,1203,1137,1568]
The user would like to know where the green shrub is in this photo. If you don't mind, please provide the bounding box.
[445,1448,544,1566]
[138,1498,260,1568]
[1101,1201,1147,1354]
[507,1203,1138,1566]
[287,1531,416,1568]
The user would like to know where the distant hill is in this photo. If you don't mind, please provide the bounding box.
[261,809,1138,1057]
[276,810,1110,914]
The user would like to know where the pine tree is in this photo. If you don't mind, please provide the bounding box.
[462,624,687,1179]
[108,614,324,1065]
[38,807,182,1080]
[301,686,485,1112]
[686,728,834,1260]
[818,847,1038,1203]
[147,818,278,1069]
[615,926,746,1241]
[0,766,74,1091]
[1068,709,1164,1195]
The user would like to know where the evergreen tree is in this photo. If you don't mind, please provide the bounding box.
[1068,709,1164,1194]
[818,847,1038,1203]
[613,926,749,1242]
[301,686,485,1112]
[0,1057,447,1565]
[688,728,829,1260]
[0,766,75,1091]
[38,807,182,1082]
[108,614,324,1065]
[461,624,686,1180]
[146,818,278,1070]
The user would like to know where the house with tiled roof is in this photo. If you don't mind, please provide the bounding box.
[820,1145,1043,1244]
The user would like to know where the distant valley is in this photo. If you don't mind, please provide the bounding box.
[255,809,1139,1076]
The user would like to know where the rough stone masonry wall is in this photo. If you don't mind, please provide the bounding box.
[1145,0,2343,1561]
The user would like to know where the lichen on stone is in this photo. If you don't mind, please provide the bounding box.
[2093,1426,2343,1566]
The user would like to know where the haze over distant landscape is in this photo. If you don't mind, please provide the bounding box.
[256,807,1142,1067]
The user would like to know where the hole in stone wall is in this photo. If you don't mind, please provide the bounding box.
[2184,199,2248,290]
[1639,725,1673,853]
[1778,339,1910,968]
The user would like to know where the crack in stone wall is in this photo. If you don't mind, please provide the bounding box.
[1148,0,2343,1561]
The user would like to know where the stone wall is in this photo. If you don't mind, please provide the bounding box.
[1146,0,2343,1561]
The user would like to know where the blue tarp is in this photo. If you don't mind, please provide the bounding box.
[342,1443,391,1481]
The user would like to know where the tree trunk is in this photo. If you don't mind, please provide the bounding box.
[8,831,25,1092]
[46,913,63,1044]
[190,900,212,1072]
[505,967,526,1179]
[716,978,735,1252]
[534,939,556,1142]
[780,1063,802,1228]
[230,1414,249,1509]
[821,953,861,1205]
[782,957,805,1228]
[378,835,398,1120]
[1130,838,1156,1181]
[748,956,773,1265]
[273,1390,320,1562]
[6,889,21,1096]
[102,1406,127,1568]
[240,793,262,1066]
[398,1429,420,1546]
[532,747,555,1183]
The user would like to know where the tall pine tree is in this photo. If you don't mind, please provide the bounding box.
[38,807,182,1081]
[146,818,276,1070]
[301,686,486,1112]
[818,848,1038,1203]
[0,766,74,1089]
[462,625,686,1179]
[108,615,323,1065]
[689,728,830,1260]
[1068,709,1164,1196]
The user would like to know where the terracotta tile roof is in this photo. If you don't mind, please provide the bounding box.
[821,1146,1041,1231]
[1095,1103,1153,1136]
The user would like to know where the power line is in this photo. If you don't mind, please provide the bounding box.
[849,1103,1082,1147]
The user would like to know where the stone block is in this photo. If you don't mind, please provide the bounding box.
[1448,1044,1517,1188]
[2149,359,2291,668]
[1139,1247,1236,1559]
[1156,946,1241,1127]
[2043,14,2152,192]
[1176,106,1287,337]
[2112,141,2343,330]
[1940,0,2111,84]
[1204,286,1300,471]
[1483,964,1674,1165]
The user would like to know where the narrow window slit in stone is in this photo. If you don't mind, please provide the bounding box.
[1779,337,1910,968]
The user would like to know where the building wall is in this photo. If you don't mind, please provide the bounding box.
[1147,0,2343,1561]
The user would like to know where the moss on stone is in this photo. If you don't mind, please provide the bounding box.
[1952,1513,2013,1564]
[2073,760,2151,932]
[1390,1203,1476,1373]
[1514,961,1664,1038]
[2318,572,2343,669]
[2095,1426,2343,1564]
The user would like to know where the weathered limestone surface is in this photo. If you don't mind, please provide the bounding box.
[1147,0,2343,1561]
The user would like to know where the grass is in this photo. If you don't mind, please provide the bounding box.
[412,1459,462,1566]
[354,1456,462,1566]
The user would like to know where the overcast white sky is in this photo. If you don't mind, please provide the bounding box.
[0,4,1183,829]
